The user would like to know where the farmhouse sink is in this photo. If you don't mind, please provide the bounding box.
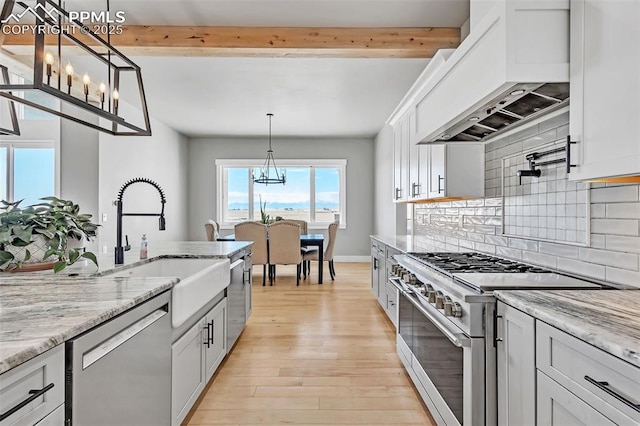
[108,258,231,328]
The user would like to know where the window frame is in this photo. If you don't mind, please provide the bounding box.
[216,159,347,230]
[0,140,59,203]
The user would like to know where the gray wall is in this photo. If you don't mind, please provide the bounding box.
[413,112,640,288]
[187,136,374,257]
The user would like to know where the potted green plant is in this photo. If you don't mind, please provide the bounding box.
[0,197,99,273]
[258,195,270,224]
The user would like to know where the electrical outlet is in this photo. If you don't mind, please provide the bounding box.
[102,213,108,222]
[102,245,108,254]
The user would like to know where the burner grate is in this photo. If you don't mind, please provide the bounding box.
[407,252,553,274]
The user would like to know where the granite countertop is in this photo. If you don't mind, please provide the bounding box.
[494,290,640,368]
[0,241,252,375]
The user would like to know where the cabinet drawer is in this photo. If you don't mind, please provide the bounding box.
[537,321,640,424]
[385,281,398,327]
[537,370,616,426]
[0,346,64,426]
[34,404,64,426]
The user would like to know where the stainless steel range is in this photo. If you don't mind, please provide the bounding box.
[390,252,601,426]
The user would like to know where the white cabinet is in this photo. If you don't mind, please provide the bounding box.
[34,403,65,426]
[371,240,381,299]
[393,113,411,202]
[172,298,227,426]
[569,0,640,180]
[496,301,536,426]
[428,144,485,199]
[0,346,64,426]
[537,371,615,426]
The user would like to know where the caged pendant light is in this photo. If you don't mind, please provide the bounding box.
[0,0,151,136]
[253,113,286,185]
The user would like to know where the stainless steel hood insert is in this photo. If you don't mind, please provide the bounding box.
[436,82,569,143]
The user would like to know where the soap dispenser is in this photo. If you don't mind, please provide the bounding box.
[140,234,148,259]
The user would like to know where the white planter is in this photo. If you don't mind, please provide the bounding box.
[6,235,51,264]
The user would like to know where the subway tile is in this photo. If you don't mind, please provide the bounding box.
[459,240,473,249]
[509,125,540,143]
[606,202,640,219]
[496,246,523,260]
[556,124,569,139]
[538,111,569,132]
[539,242,579,259]
[473,242,496,254]
[485,235,509,246]
[579,247,639,270]
[522,251,558,269]
[605,235,640,254]
[591,185,639,203]
[591,219,639,236]
[467,233,485,243]
[509,238,539,251]
[590,234,606,249]
[522,129,557,151]
[557,258,606,280]
[604,266,640,288]
[590,204,606,218]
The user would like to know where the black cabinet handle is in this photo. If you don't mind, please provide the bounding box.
[437,175,444,193]
[394,188,401,200]
[203,322,212,348]
[566,135,577,174]
[0,383,55,421]
[584,376,640,413]
[373,258,378,270]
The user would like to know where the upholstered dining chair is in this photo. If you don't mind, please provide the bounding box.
[303,221,339,281]
[234,221,269,286]
[204,219,220,241]
[267,220,303,286]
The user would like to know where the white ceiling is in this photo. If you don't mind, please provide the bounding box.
[63,1,469,137]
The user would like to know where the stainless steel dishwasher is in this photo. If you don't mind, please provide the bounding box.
[65,291,171,426]
[227,252,251,351]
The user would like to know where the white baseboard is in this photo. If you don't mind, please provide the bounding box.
[333,256,370,263]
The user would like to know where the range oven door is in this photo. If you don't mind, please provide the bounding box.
[395,288,486,426]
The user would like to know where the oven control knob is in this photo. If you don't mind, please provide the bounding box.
[435,292,445,309]
[428,289,438,303]
[408,274,417,285]
[444,301,463,318]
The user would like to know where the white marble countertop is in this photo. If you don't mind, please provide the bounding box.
[494,290,640,368]
[0,241,252,375]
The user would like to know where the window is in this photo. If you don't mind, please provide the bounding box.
[217,159,346,229]
[0,142,56,206]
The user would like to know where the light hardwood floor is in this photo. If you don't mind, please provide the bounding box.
[185,262,436,425]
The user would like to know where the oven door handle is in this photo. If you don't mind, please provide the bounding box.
[394,284,470,349]
[389,276,411,293]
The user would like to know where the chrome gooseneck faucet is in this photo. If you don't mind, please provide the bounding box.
[114,178,166,264]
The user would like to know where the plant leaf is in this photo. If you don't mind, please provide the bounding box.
[23,249,30,262]
[53,261,67,273]
[81,251,98,267]
[68,248,80,264]
[0,250,14,268]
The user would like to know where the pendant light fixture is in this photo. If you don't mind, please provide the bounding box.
[0,0,151,136]
[0,65,20,136]
[253,113,286,185]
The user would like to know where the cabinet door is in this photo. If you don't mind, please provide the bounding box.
[245,261,252,320]
[537,371,616,426]
[377,247,387,308]
[172,319,205,426]
[569,0,640,180]
[497,302,536,426]
[429,144,446,197]
[393,123,403,201]
[371,243,380,297]
[204,299,227,382]
[34,404,64,426]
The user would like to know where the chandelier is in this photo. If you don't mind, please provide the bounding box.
[0,0,151,136]
[0,65,20,135]
[253,113,286,185]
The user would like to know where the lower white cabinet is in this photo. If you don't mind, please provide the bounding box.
[34,403,65,426]
[172,298,227,426]
[498,301,640,426]
[537,371,615,426]
[497,301,536,426]
[0,345,64,426]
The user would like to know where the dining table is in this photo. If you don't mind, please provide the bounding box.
[217,233,325,284]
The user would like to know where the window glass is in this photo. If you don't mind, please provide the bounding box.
[14,147,54,206]
[315,167,340,223]
[253,167,311,222]
[226,168,249,223]
[0,147,6,201]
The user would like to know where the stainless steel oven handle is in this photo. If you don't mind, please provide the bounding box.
[392,278,470,349]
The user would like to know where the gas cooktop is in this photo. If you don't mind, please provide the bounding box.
[407,252,552,274]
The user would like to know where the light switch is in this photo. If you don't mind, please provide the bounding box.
[102,213,108,222]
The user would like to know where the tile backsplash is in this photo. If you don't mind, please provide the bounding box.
[414,112,640,288]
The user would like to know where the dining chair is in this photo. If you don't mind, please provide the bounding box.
[204,219,220,241]
[303,221,339,280]
[234,221,269,286]
[267,221,302,286]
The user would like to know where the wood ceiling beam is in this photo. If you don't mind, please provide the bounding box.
[1,26,461,58]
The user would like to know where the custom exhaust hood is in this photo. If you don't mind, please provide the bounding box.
[415,0,570,144]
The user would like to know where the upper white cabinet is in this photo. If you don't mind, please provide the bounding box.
[428,144,485,200]
[416,0,570,143]
[392,113,410,202]
[568,0,640,181]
